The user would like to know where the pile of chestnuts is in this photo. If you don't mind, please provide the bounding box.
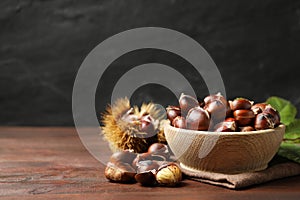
[105,143,182,187]
[166,93,281,132]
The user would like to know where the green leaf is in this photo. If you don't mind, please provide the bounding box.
[284,119,300,140]
[277,142,300,164]
[266,96,297,125]
[267,96,300,163]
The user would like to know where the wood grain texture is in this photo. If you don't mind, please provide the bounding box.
[0,127,300,200]
[165,124,285,174]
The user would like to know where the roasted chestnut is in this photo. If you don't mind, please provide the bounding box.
[109,150,137,164]
[186,107,210,131]
[148,143,170,159]
[132,152,152,168]
[204,93,231,117]
[229,98,253,111]
[166,106,181,122]
[204,99,227,122]
[213,120,237,132]
[254,113,275,130]
[239,126,255,132]
[263,105,280,126]
[135,171,157,186]
[172,116,186,129]
[251,103,268,115]
[179,93,199,115]
[132,152,166,169]
[225,117,236,122]
[166,93,281,132]
[136,160,160,173]
[139,115,155,135]
[233,109,255,126]
[204,93,228,106]
[106,147,182,186]
[105,162,136,183]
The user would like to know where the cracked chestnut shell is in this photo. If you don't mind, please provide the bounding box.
[254,113,275,130]
[263,106,281,126]
[213,120,237,132]
[135,171,157,186]
[251,103,268,115]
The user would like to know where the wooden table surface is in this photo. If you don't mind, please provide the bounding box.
[0,127,300,200]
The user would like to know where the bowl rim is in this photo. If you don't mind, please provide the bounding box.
[164,123,285,136]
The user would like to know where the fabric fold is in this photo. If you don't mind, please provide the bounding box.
[181,161,300,189]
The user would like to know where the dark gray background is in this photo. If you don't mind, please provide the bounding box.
[1,0,300,126]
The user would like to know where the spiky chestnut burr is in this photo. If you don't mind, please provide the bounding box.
[101,97,166,153]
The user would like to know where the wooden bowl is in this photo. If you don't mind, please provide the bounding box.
[164,123,285,174]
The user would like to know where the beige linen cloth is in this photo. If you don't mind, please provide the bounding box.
[181,156,300,189]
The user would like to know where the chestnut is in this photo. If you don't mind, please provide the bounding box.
[254,113,275,130]
[251,103,268,115]
[203,93,228,106]
[132,152,166,169]
[139,115,155,135]
[105,162,136,183]
[225,117,236,122]
[135,171,157,186]
[204,93,231,117]
[166,106,181,122]
[204,99,227,122]
[179,93,199,115]
[156,163,182,186]
[213,120,237,132]
[172,116,186,129]
[239,126,255,132]
[109,150,137,165]
[186,107,210,131]
[148,143,170,159]
[229,98,253,111]
[132,152,152,168]
[233,109,255,126]
[136,160,160,173]
[263,105,280,126]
